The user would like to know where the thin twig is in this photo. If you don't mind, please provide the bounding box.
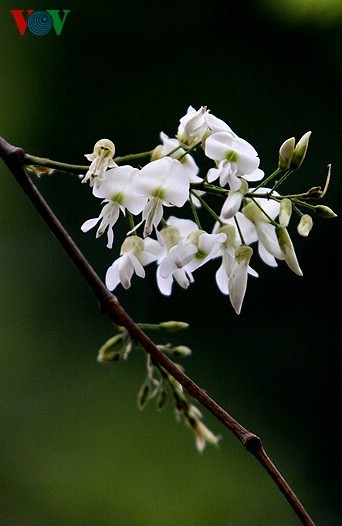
[0,136,316,526]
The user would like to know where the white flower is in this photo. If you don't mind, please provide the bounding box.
[105,236,163,291]
[159,132,202,183]
[220,179,249,219]
[81,165,146,249]
[204,112,235,134]
[214,224,239,295]
[155,219,226,295]
[228,245,254,314]
[242,196,284,267]
[205,132,264,190]
[156,218,199,295]
[186,230,227,273]
[177,105,209,147]
[82,139,117,187]
[134,157,190,237]
[213,225,258,310]
[157,240,197,295]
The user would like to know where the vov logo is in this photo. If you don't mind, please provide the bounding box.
[10,10,70,36]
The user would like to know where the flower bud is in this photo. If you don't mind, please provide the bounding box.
[97,333,128,363]
[290,131,311,169]
[314,205,337,219]
[278,137,295,170]
[138,383,151,409]
[276,226,303,276]
[157,390,168,410]
[297,214,313,237]
[158,321,190,332]
[171,345,192,357]
[150,144,163,161]
[93,138,116,159]
[279,198,292,227]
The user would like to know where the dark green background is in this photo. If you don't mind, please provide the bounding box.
[1,1,341,525]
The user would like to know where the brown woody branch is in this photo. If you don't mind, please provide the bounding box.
[0,136,316,526]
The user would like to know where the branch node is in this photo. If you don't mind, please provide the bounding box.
[0,137,25,166]
[243,432,262,453]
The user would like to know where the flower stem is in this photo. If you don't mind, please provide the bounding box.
[191,190,224,226]
[24,149,154,174]
[189,191,202,229]
[252,167,282,191]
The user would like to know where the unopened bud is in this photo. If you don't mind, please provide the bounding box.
[157,390,168,410]
[276,226,303,276]
[138,383,151,409]
[97,333,127,363]
[151,145,163,161]
[314,205,337,219]
[279,198,292,227]
[290,131,311,169]
[158,321,189,332]
[297,214,313,237]
[171,346,192,357]
[278,137,295,170]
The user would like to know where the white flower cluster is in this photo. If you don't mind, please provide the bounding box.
[81,106,312,314]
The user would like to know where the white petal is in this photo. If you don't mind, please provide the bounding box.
[207,166,220,183]
[258,242,278,267]
[229,261,248,314]
[143,238,164,259]
[157,267,173,296]
[256,222,284,260]
[245,168,264,182]
[221,192,243,219]
[215,263,229,295]
[166,217,198,237]
[105,260,121,291]
[205,113,234,134]
[159,257,178,279]
[81,218,100,232]
[173,269,191,289]
[205,132,234,161]
[128,254,145,278]
[247,265,259,278]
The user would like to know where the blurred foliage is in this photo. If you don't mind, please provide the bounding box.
[0,0,341,525]
[258,0,342,26]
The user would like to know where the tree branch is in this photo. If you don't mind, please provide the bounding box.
[0,136,316,526]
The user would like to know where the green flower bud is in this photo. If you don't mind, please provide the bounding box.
[297,214,313,237]
[157,390,168,410]
[171,345,192,357]
[278,137,295,170]
[314,205,337,219]
[97,333,128,363]
[138,383,151,410]
[290,131,311,169]
[279,198,292,227]
[276,226,303,276]
[158,321,189,332]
